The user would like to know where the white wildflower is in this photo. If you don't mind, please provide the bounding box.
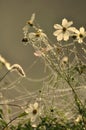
[73,27,86,43]
[25,102,43,123]
[53,18,75,41]
[28,29,48,46]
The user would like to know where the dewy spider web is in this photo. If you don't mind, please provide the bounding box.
[0,59,52,120]
[21,13,86,122]
[0,48,86,124]
[0,14,86,126]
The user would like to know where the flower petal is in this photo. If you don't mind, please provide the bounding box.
[73,28,79,34]
[53,30,62,36]
[31,115,37,122]
[54,24,62,29]
[63,33,69,41]
[78,38,83,43]
[66,21,73,27]
[67,27,77,33]
[25,107,31,113]
[62,18,68,27]
[62,18,73,28]
[34,102,38,109]
[57,33,63,41]
[80,27,85,33]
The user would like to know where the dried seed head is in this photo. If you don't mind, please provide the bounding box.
[22,38,28,42]
[27,13,35,26]
[0,55,11,70]
[5,63,11,70]
[0,55,6,63]
[35,29,43,37]
[10,64,26,77]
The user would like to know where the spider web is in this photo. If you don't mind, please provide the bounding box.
[0,41,86,125]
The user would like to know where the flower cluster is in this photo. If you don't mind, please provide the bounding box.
[53,18,86,43]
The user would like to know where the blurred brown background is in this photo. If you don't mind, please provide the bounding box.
[0,0,86,76]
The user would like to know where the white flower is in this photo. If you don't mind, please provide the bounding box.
[28,29,48,45]
[73,27,86,43]
[53,18,75,41]
[25,102,42,123]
